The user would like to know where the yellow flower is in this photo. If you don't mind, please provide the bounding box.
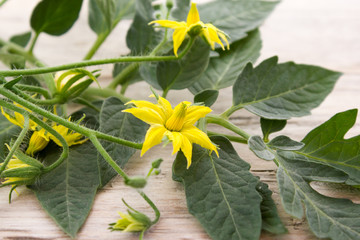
[26,128,50,156]
[0,145,41,186]
[49,118,88,147]
[1,103,37,130]
[149,2,229,56]
[123,96,218,168]
[109,211,150,232]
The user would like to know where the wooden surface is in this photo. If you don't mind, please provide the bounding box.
[1,0,360,239]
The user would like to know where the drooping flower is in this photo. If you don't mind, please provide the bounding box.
[109,211,151,232]
[1,103,37,130]
[49,117,88,147]
[149,2,229,56]
[0,145,42,187]
[123,96,218,168]
[26,128,50,156]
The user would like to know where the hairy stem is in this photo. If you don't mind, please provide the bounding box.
[89,134,130,181]
[139,191,160,225]
[28,32,40,55]
[207,131,248,144]
[0,114,29,173]
[206,114,251,140]
[0,86,142,149]
[220,105,243,119]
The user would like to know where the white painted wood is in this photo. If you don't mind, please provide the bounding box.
[1,0,359,239]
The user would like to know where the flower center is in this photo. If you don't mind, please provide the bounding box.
[165,102,188,131]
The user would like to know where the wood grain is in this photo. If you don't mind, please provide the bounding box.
[1,0,360,239]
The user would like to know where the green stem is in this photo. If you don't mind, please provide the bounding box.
[108,7,171,90]
[89,134,130,181]
[16,84,51,99]
[0,51,190,77]
[0,87,142,149]
[83,33,108,60]
[0,114,29,174]
[108,63,139,89]
[81,86,131,103]
[207,131,248,144]
[30,116,69,173]
[83,0,135,60]
[72,98,101,112]
[139,191,160,225]
[0,0,8,7]
[11,87,63,105]
[220,105,243,119]
[206,114,251,140]
[28,32,40,55]
[139,229,145,240]
[162,89,169,98]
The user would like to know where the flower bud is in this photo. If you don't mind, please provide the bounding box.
[109,210,151,232]
[151,158,163,169]
[125,177,147,189]
[0,147,43,187]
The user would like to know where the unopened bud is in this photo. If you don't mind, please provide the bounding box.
[125,177,147,188]
[151,158,163,169]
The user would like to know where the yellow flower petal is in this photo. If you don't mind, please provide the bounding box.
[157,96,173,119]
[187,3,200,26]
[180,134,193,169]
[123,108,164,125]
[218,31,230,50]
[149,20,186,29]
[26,129,50,156]
[141,125,167,156]
[181,125,219,156]
[126,100,166,120]
[206,24,225,50]
[184,105,212,125]
[172,27,188,57]
[166,131,182,155]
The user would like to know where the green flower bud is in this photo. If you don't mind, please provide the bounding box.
[109,210,151,232]
[151,158,163,169]
[125,177,147,189]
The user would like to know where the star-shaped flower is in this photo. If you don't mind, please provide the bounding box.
[123,96,218,168]
[149,2,229,56]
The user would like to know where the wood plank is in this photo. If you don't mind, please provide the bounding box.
[1,0,360,239]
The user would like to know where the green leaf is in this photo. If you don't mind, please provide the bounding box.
[0,53,25,69]
[233,56,342,119]
[30,142,100,238]
[260,118,287,142]
[10,31,32,47]
[293,109,360,185]
[98,97,147,187]
[248,135,274,161]
[268,135,304,151]
[194,89,219,107]
[198,0,279,43]
[113,62,143,86]
[70,100,103,130]
[171,0,190,21]
[157,38,210,92]
[126,0,161,54]
[30,0,83,35]
[189,29,261,94]
[173,136,263,240]
[0,114,21,161]
[276,152,360,240]
[256,181,287,234]
[89,0,135,35]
